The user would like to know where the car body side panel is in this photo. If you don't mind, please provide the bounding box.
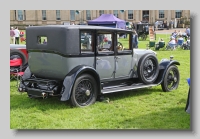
[28,52,94,80]
[115,54,133,78]
[96,55,115,80]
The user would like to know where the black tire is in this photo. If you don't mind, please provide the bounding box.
[70,74,98,107]
[10,49,27,66]
[137,54,159,84]
[161,65,180,92]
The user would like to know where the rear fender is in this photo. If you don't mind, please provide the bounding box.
[155,60,180,84]
[60,65,101,101]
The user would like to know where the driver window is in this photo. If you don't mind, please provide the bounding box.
[117,32,131,52]
[97,32,113,52]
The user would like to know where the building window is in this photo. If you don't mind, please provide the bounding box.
[86,10,91,20]
[56,10,61,20]
[17,10,24,21]
[42,10,46,20]
[159,10,164,18]
[70,10,75,21]
[128,10,133,19]
[175,10,182,18]
[113,10,119,18]
[99,10,104,16]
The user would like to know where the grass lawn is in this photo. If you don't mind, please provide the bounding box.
[10,34,190,129]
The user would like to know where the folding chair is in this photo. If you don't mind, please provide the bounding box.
[146,41,155,50]
[166,43,177,50]
[177,39,184,48]
[155,42,165,50]
[10,58,25,87]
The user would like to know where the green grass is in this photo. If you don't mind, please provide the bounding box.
[10,34,190,129]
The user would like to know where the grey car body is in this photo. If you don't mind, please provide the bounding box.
[18,25,180,107]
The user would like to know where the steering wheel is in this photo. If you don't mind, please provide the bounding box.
[117,42,124,51]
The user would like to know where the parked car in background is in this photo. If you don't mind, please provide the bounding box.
[155,20,164,30]
[18,25,180,107]
[10,44,28,71]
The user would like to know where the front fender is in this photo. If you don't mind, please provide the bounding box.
[60,65,101,101]
[155,59,180,84]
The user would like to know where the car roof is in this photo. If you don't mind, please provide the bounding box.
[28,25,132,33]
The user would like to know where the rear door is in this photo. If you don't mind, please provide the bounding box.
[95,31,115,80]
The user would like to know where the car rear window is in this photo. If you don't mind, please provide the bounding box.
[37,36,48,45]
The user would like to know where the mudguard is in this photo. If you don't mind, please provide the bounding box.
[60,65,101,101]
[155,59,180,84]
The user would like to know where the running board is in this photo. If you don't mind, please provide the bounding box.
[101,83,159,94]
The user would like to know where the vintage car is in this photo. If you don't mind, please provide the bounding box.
[18,25,180,107]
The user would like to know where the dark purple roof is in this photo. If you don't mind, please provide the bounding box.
[88,14,125,24]
[87,14,126,29]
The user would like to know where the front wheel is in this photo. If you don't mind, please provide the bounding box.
[70,74,98,107]
[161,65,180,92]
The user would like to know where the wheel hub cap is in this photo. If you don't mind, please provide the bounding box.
[85,90,90,96]
[174,77,177,82]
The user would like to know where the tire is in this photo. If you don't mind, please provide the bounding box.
[161,65,180,92]
[10,49,27,66]
[70,74,98,107]
[137,54,159,84]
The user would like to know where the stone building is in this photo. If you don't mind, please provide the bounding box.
[10,10,190,28]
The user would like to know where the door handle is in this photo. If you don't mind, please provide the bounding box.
[116,56,121,59]
[96,57,101,60]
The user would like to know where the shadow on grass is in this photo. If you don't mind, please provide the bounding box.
[118,107,191,130]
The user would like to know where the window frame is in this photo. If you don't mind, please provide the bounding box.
[113,10,119,18]
[86,10,91,20]
[56,10,61,20]
[17,10,24,21]
[70,10,75,21]
[99,10,104,16]
[80,30,95,55]
[42,10,47,20]
[128,10,133,19]
[96,30,115,56]
[159,10,165,18]
[175,10,182,18]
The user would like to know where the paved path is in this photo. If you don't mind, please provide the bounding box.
[155,28,186,34]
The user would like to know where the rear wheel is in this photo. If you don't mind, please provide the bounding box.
[70,74,97,107]
[161,65,180,92]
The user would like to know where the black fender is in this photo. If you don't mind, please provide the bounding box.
[154,60,180,84]
[60,65,101,101]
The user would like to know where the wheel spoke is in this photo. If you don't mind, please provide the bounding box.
[75,79,93,105]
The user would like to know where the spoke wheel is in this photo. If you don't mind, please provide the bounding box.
[71,74,97,107]
[161,65,180,92]
[138,54,159,84]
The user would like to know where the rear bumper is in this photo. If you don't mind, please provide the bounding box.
[19,77,62,98]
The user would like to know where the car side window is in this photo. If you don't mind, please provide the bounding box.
[80,31,93,52]
[117,32,131,53]
[97,32,113,52]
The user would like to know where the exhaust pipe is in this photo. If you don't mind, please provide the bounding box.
[42,92,47,99]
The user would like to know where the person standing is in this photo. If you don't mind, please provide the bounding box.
[186,26,190,37]
[132,30,138,49]
[14,27,20,44]
[10,27,15,44]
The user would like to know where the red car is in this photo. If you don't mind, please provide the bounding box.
[10,44,28,71]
